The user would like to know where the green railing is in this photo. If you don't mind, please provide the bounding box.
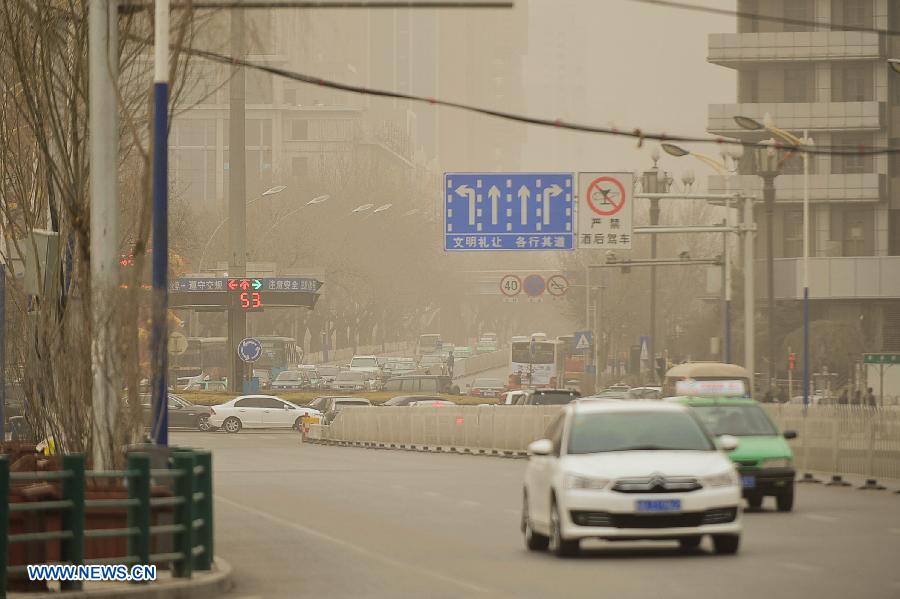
[0,449,213,597]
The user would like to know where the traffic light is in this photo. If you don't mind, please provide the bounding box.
[788,352,796,371]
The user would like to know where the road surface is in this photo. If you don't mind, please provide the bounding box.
[174,431,900,599]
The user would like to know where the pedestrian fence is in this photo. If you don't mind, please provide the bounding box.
[307,405,900,482]
[0,449,214,597]
[764,405,900,482]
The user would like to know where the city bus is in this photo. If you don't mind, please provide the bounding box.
[508,335,566,389]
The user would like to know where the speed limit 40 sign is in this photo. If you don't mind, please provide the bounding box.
[500,275,521,297]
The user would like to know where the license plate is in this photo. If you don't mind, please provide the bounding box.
[741,476,756,489]
[636,499,681,512]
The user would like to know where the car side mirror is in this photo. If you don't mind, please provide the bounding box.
[783,430,798,440]
[717,434,740,452]
[528,438,554,456]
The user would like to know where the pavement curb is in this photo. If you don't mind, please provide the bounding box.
[9,557,234,599]
[305,437,528,458]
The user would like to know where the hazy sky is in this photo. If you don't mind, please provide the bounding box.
[521,0,737,183]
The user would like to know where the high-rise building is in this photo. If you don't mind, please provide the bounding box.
[707,0,900,353]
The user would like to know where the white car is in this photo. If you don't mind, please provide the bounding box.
[207,395,320,433]
[522,401,742,557]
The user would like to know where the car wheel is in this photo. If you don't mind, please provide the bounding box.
[197,416,212,432]
[522,492,549,551]
[548,497,578,557]
[776,486,794,512]
[712,534,740,555]
[746,493,764,510]
[223,417,242,434]
[678,536,702,552]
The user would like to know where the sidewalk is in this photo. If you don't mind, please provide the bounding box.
[9,558,233,599]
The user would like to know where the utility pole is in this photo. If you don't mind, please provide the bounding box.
[756,142,780,393]
[742,195,756,385]
[150,0,170,446]
[641,151,670,383]
[89,0,120,469]
[228,9,247,393]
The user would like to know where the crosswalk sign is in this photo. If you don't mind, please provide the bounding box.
[573,330,593,352]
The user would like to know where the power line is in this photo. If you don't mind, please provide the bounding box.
[627,0,900,38]
[178,44,900,157]
[120,0,513,11]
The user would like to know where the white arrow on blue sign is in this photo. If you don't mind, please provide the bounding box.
[444,173,574,251]
[238,337,263,363]
[573,331,593,351]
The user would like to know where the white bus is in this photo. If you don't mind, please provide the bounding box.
[508,336,565,389]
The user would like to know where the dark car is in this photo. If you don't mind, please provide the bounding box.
[383,395,447,407]
[515,388,581,406]
[381,375,459,395]
[140,394,213,431]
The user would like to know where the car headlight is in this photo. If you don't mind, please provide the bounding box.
[564,474,609,490]
[761,458,792,468]
[703,471,739,488]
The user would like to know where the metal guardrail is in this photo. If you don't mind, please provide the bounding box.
[0,449,214,597]
[309,405,900,481]
[764,405,900,481]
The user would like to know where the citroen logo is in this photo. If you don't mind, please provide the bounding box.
[649,473,667,489]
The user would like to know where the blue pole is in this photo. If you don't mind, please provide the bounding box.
[150,0,170,446]
[802,286,809,408]
[0,264,5,442]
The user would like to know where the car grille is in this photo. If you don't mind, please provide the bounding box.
[570,508,737,528]
[612,477,701,493]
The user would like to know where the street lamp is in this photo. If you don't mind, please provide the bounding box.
[889,58,900,74]
[753,139,782,392]
[372,203,393,214]
[661,142,742,365]
[198,184,287,271]
[735,113,814,406]
[258,194,331,240]
[351,203,374,214]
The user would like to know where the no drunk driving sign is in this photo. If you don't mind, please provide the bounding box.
[577,172,634,250]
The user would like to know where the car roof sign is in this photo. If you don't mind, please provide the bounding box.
[675,379,746,397]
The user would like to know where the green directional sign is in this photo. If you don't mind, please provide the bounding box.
[863,353,900,365]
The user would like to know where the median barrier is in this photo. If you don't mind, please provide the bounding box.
[764,404,900,484]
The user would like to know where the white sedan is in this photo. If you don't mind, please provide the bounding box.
[522,401,742,557]
[208,395,320,433]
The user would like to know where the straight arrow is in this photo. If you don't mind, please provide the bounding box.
[488,185,500,225]
[518,185,530,226]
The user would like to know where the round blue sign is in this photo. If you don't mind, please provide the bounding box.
[523,274,546,298]
[238,337,263,363]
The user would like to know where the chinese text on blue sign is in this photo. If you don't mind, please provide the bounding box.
[444,173,574,251]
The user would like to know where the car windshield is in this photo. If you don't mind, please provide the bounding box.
[275,371,300,382]
[568,411,715,454]
[473,378,504,388]
[351,357,378,368]
[337,371,366,381]
[691,404,779,436]
[531,391,578,405]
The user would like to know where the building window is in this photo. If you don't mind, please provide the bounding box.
[739,70,759,103]
[832,134,873,174]
[245,71,273,105]
[832,65,870,102]
[784,68,812,103]
[835,0,870,29]
[783,0,812,32]
[739,0,759,33]
[841,209,874,256]
[891,138,900,175]
[890,210,900,256]
[784,210,804,258]
[245,11,276,55]
[289,119,309,141]
[291,156,309,180]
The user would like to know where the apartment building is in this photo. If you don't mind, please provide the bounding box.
[707,0,900,351]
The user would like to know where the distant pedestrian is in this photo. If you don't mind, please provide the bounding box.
[838,389,848,405]
[762,388,774,404]
[446,350,455,378]
[853,389,862,405]
[776,386,787,403]
[865,387,877,408]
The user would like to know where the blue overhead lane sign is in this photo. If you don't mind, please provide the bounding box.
[444,173,574,251]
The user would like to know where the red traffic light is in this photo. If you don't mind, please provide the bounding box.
[788,352,796,370]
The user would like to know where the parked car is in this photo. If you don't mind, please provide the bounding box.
[383,395,447,407]
[317,366,342,386]
[207,395,320,433]
[516,389,581,406]
[349,355,381,376]
[322,397,372,424]
[417,354,445,374]
[626,386,662,400]
[669,395,797,511]
[467,377,506,398]
[502,390,528,405]
[140,394,214,431]
[522,401,742,556]
[271,370,304,391]
[381,375,459,395]
[331,370,376,392]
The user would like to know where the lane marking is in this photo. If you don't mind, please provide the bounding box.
[803,514,838,523]
[781,562,821,573]
[217,495,493,595]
